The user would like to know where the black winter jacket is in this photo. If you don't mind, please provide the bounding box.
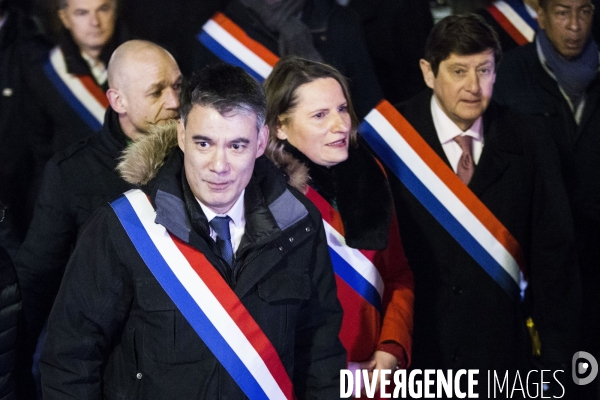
[39,126,346,398]
[15,108,134,388]
[0,243,19,400]
[0,6,51,254]
[494,41,600,364]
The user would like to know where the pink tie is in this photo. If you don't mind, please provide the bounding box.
[454,135,474,185]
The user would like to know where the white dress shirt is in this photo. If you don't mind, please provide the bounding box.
[430,95,484,173]
[81,51,108,86]
[198,189,246,255]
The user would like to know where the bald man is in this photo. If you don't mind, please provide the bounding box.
[15,40,182,395]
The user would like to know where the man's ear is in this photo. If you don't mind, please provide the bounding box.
[420,59,435,90]
[58,8,71,30]
[177,118,186,152]
[256,125,269,158]
[106,88,127,114]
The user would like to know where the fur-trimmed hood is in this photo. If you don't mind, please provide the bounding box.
[117,121,309,191]
[117,120,179,186]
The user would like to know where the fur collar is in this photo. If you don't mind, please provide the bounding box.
[117,121,309,192]
[266,139,393,250]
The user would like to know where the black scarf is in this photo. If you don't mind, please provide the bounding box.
[283,140,392,250]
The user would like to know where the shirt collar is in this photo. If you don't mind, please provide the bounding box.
[431,95,483,144]
[197,189,246,228]
[80,51,107,85]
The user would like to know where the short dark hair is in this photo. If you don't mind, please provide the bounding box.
[179,63,266,132]
[263,55,358,145]
[424,13,502,76]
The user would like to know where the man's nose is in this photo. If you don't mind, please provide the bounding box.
[90,12,100,26]
[465,70,481,93]
[210,147,229,174]
[165,88,179,110]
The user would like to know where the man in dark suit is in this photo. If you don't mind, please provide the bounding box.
[381,14,579,395]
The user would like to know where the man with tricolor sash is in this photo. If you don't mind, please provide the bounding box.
[359,14,580,395]
[23,0,128,172]
[40,63,346,399]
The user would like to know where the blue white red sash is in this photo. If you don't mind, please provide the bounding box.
[198,12,279,82]
[359,101,527,302]
[111,189,294,400]
[487,0,538,46]
[305,187,384,313]
[43,47,108,131]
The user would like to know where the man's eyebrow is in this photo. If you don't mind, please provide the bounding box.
[191,135,212,141]
[230,138,250,144]
[146,81,167,93]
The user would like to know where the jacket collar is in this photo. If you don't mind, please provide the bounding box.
[99,107,130,155]
[145,149,309,290]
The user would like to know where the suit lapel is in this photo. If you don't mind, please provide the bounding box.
[468,105,511,197]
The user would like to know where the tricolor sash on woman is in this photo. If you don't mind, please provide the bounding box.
[110,189,294,400]
[487,0,538,46]
[198,12,279,82]
[43,47,108,131]
[358,100,527,302]
[305,187,384,314]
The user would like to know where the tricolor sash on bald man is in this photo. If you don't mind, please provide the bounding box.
[198,12,279,82]
[110,189,294,400]
[43,47,109,131]
[487,0,538,46]
[305,187,384,314]
[359,100,527,302]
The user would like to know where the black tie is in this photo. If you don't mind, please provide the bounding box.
[209,216,233,267]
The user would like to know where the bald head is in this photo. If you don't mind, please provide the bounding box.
[108,40,176,89]
[106,40,182,141]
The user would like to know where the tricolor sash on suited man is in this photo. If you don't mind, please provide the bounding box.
[197,12,279,82]
[305,186,384,319]
[42,47,109,131]
[486,0,538,46]
[110,189,294,400]
[359,100,527,302]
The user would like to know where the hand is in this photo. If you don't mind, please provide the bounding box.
[361,351,398,395]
